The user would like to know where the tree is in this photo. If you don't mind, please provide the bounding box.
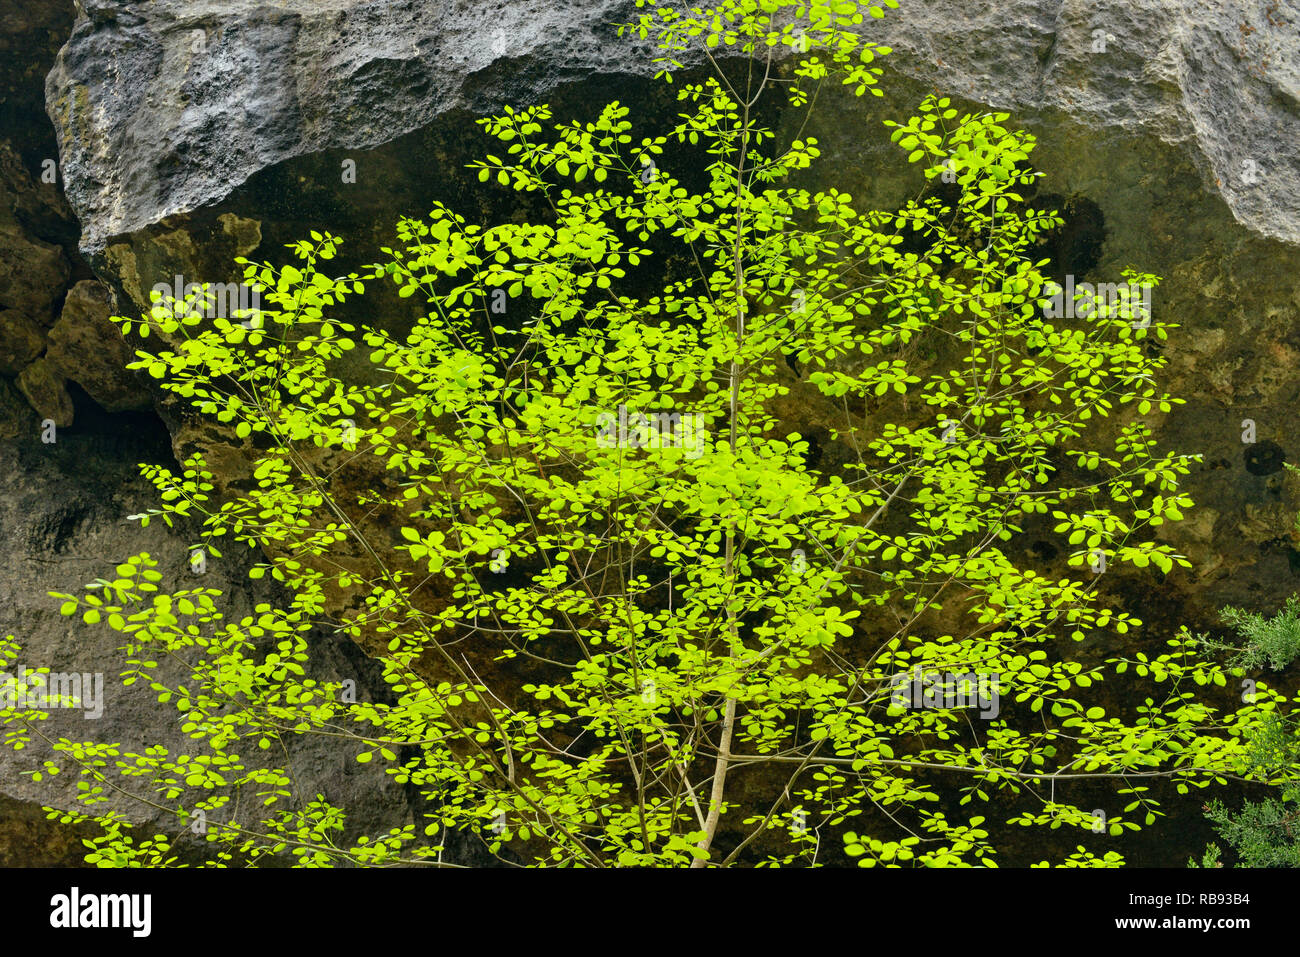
[6,0,1289,868]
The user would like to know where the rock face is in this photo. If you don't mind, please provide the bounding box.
[15,356,73,425]
[47,0,654,254]
[867,0,1300,245]
[44,0,1300,254]
[785,1,1300,626]
[0,399,421,855]
[46,279,150,412]
[0,0,1297,865]
[0,0,427,862]
[0,6,103,431]
[0,0,74,126]
[0,143,70,332]
[0,310,45,376]
[42,0,1300,618]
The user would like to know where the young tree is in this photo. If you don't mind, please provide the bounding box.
[7,0,1291,867]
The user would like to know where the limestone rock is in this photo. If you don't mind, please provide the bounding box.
[0,309,45,376]
[0,0,74,125]
[0,411,419,851]
[39,0,1300,633]
[866,0,1300,244]
[0,144,70,326]
[46,279,152,411]
[0,375,31,441]
[16,357,73,427]
[47,0,657,253]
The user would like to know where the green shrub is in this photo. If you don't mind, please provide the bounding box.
[1193,598,1300,868]
[1217,596,1300,672]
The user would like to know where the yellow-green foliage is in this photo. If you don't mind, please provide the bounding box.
[4,0,1293,868]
